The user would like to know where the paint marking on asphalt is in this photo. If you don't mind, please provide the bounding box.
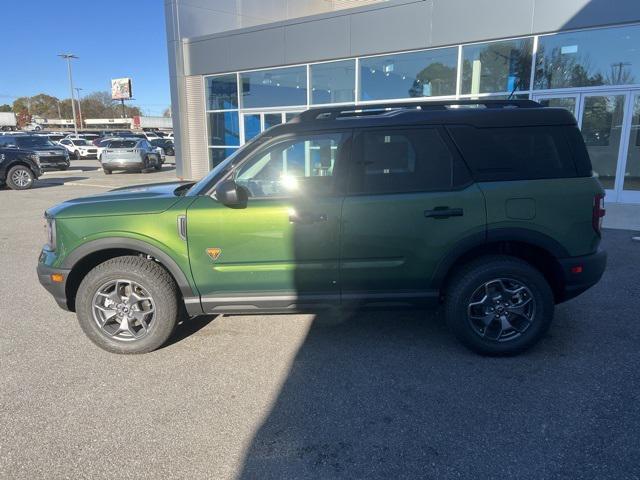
[63,182,114,188]
[41,170,85,176]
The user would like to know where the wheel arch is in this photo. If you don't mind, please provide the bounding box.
[432,229,568,302]
[62,238,198,312]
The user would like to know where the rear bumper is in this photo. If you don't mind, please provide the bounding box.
[37,262,71,311]
[102,160,145,171]
[557,249,607,302]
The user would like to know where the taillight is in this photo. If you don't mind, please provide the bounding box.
[592,194,605,235]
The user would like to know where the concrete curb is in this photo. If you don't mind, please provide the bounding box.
[41,170,84,175]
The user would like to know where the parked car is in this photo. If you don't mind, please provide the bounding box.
[100,138,161,174]
[95,137,118,160]
[0,147,42,189]
[59,138,98,159]
[0,135,70,170]
[37,100,606,355]
[150,138,175,156]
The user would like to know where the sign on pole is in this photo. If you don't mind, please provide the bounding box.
[111,78,133,100]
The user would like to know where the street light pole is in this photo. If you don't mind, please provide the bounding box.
[58,54,79,134]
[74,87,83,129]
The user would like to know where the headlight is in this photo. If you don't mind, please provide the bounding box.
[44,216,56,251]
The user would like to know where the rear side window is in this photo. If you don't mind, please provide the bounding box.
[447,125,577,181]
[563,126,593,177]
[350,127,460,194]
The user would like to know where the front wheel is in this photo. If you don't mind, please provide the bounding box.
[445,255,554,356]
[73,150,80,160]
[75,256,179,354]
[6,165,35,190]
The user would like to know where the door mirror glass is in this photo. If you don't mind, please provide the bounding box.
[214,179,248,208]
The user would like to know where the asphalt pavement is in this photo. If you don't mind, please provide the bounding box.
[0,160,639,479]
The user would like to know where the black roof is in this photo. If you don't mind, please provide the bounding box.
[274,100,577,134]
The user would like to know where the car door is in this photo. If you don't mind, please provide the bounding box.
[340,126,486,304]
[186,130,350,312]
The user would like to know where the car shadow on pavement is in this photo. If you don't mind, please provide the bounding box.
[163,314,219,348]
[16,177,90,189]
[234,229,640,480]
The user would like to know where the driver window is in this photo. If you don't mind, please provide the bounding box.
[234,132,345,198]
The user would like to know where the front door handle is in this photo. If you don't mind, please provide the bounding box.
[289,211,328,224]
[424,207,464,219]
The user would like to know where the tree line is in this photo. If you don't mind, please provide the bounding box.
[0,91,146,127]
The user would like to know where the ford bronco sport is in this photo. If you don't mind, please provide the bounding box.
[37,100,606,355]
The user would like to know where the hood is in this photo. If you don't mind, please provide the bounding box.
[28,145,67,153]
[47,181,194,219]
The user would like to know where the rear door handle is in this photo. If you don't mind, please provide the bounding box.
[424,207,464,219]
[289,211,328,224]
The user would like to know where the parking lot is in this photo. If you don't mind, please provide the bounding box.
[1,161,639,479]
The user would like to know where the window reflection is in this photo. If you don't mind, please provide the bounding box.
[209,147,238,169]
[461,38,533,94]
[359,47,458,101]
[311,60,356,104]
[535,25,640,89]
[241,67,307,109]
[206,74,238,110]
[208,111,240,147]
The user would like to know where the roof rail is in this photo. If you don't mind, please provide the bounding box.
[291,99,541,123]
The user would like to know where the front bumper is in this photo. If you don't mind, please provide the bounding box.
[558,249,607,302]
[39,156,70,169]
[37,261,71,311]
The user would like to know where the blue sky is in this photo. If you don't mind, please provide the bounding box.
[0,0,170,116]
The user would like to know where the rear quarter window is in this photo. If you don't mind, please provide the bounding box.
[447,125,578,181]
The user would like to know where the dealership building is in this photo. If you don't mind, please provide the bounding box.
[165,0,640,204]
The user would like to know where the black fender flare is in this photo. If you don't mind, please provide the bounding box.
[429,228,568,289]
[62,237,197,299]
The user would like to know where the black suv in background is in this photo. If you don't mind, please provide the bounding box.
[0,135,70,170]
[0,147,41,189]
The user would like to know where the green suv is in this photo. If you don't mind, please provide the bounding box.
[37,100,606,355]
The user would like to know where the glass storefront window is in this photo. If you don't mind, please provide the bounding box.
[623,94,640,191]
[209,147,238,169]
[535,25,640,90]
[263,113,283,130]
[461,38,533,95]
[243,114,261,142]
[241,67,307,109]
[206,74,238,110]
[359,47,457,101]
[311,60,355,104]
[208,111,240,147]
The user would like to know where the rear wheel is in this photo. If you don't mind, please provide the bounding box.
[6,165,35,190]
[103,168,112,175]
[445,255,554,356]
[75,256,179,354]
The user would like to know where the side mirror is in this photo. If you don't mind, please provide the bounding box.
[214,179,248,208]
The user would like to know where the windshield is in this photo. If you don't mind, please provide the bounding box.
[16,137,54,148]
[72,139,91,146]
[187,136,270,196]
[109,140,137,148]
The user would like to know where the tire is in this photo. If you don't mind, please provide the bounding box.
[59,164,68,171]
[142,156,150,173]
[444,255,554,356]
[103,168,112,175]
[75,256,179,354]
[73,150,80,160]
[6,165,35,190]
[154,157,162,171]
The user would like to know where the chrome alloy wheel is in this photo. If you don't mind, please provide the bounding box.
[11,169,32,187]
[467,278,535,342]
[92,279,155,341]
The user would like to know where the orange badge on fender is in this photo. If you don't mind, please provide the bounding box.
[206,248,222,261]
